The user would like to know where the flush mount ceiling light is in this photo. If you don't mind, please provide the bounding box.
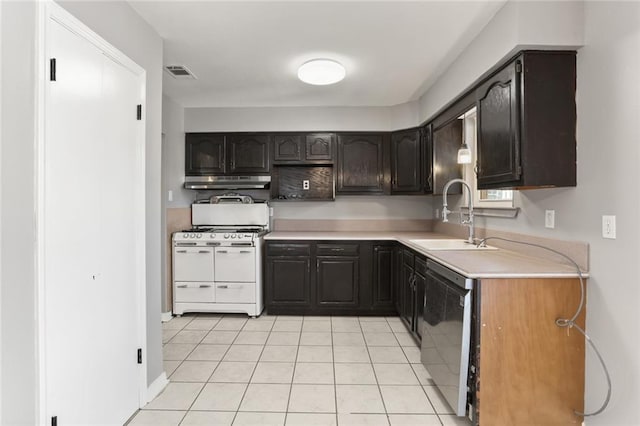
[297,59,346,85]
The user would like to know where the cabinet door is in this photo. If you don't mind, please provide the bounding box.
[185,133,225,175]
[422,125,434,194]
[401,263,415,330]
[316,257,359,308]
[273,134,303,162]
[394,247,403,315]
[432,120,463,195]
[227,134,270,174]
[476,59,522,187]
[414,272,426,340]
[305,133,334,162]
[337,134,385,193]
[265,257,311,307]
[372,245,394,309]
[391,129,422,193]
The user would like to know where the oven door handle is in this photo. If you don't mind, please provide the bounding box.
[177,284,187,288]
[217,285,229,289]
[217,250,228,254]
[239,250,252,254]
[199,284,212,288]
[198,250,211,254]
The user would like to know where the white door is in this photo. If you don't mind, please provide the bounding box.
[173,247,215,282]
[43,12,144,425]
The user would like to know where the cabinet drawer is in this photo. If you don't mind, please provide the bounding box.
[267,243,311,257]
[174,282,215,303]
[215,283,256,303]
[317,243,359,256]
[403,249,415,266]
[415,256,427,277]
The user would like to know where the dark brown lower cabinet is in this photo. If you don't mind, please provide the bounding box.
[372,245,395,310]
[264,240,395,315]
[401,262,415,330]
[316,257,359,308]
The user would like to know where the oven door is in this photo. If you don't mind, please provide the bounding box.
[214,247,256,282]
[173,246,215,282]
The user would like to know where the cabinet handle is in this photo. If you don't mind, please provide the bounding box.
[198,250,210,254]
[176,250,187,253]
[239,250,252,254]
[199,284,212,288]
[331,248,344,252]
[177,284,187,288]
[217,285,229,289]
[217,250,228,254]
[427,174,433,188]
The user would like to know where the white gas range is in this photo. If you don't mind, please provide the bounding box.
[172,194,269,317]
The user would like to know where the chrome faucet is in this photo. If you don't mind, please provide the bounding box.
[442,178,475,244]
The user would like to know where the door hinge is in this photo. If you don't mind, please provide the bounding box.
[51,416,57,426]
[136,104,142,120]
[137,348,142,364]
[515,60,522,73]
[50,58,56,81]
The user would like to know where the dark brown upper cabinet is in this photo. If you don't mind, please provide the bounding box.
[432,120,463,195]
[227,134,270,174]
[185,133,270,175]
[391,128,422,194]
[273,134,304,162]
[305,133,334,162]
[422,124,434,194]
[476,51,576,189]
[185,133,226,175]
[337,133,386,194]
[273,133,334,164]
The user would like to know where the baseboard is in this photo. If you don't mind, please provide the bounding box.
[161,311,173,323]
[145,372,169,404]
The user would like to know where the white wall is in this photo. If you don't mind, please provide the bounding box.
[425,2,639,423]
[163,95,190,208]
[417,0,584,123]
[186,105,400,132]
[56,0,165,389]
[0,2,38,423]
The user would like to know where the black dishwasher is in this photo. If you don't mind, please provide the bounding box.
[421,260,473,417]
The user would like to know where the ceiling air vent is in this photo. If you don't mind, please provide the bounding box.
[165,65,197,79]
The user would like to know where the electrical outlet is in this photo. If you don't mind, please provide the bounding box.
[545,210,555,229]
[269,207,274,217]
[602,215,616,239]
[303,180,310,190]
[435,208,440,219]
[168,190,173,202]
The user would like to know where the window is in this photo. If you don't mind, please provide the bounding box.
[460,108,514,208]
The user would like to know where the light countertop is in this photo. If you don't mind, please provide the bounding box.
[264,231,587,279]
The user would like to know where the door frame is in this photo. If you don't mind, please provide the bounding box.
[35,1,147,422]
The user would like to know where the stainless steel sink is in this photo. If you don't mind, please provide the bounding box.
[409,239,497,251]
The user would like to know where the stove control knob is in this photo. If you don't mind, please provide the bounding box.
[210,234,216,239]
[231,234,237,239]
[196,234,202,238]
[245,234,251,238]
[190,233,195,238]
[224,233,230,239]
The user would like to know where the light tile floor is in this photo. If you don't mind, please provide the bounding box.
[128,314,472,426]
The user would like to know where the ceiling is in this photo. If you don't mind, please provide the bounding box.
[129,1,506,108]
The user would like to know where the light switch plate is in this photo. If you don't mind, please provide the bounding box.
[545,210,555,229]
[602,215,616,239]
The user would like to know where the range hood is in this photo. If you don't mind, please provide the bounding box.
[184,175,271,190]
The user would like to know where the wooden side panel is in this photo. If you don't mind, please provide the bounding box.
[478,278,585,425]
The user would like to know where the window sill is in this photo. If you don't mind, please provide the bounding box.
[460,206,519,218]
